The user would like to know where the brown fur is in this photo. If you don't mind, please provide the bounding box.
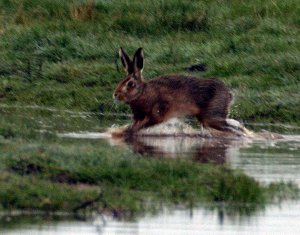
[114,47,242,136]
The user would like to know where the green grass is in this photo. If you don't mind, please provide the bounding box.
[0,172,99,212]
[0,138,298,218]
[0,0,299,123]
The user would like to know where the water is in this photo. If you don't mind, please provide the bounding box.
[230,141,300,185]
[1,106,300,235]
[2,202,300,235]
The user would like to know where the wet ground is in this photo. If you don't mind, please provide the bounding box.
[0,105,300,234]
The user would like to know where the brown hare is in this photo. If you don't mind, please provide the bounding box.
[113,47,243,136]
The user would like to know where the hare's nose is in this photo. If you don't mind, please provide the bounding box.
[113,92,119,99]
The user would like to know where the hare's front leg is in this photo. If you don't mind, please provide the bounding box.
[124,117,151,135]
[132,117,151,131]
[124,104,168,136]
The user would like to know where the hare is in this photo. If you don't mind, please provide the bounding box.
[113,47,243,136]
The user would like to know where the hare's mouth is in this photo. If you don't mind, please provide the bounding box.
[113,93,127,103]
[113,97,123,103]
[113,92,122,100]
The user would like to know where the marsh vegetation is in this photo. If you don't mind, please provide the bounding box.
[0,107,299,221]
[0,0,299,232]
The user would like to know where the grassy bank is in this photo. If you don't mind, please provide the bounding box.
[0,138,298,218]
[0,107,298,219]
[0,0,299,124]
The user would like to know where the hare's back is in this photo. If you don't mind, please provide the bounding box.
[148,75,231,111]
[150,75,226,89]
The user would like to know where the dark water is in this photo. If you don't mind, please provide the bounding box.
[1,105,300,235]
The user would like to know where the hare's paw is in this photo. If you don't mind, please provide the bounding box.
[111,127,126,138]
[111,127,135,138]
[123,127,135,136]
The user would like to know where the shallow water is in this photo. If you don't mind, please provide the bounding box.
[3,201,300,235]
[1,106,300,235]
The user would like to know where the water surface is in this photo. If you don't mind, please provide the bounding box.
[1,106,299,235]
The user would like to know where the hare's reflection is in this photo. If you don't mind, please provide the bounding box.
[124,136,240,164]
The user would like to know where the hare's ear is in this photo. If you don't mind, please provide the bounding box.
[133,47,144,73]
[119,47,134,74]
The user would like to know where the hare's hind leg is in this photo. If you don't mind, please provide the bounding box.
[203,117,245,136]
[196,113,243,135]
[196,92,245,135]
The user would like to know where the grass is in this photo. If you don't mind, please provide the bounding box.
[0,138,298,218]
[0,0,298,124]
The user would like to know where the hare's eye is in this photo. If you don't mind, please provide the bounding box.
[127,81,135,88]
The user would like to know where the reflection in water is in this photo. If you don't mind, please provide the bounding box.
[123,135,242,164]
[105,118,249,164]
[130,135,300,186]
